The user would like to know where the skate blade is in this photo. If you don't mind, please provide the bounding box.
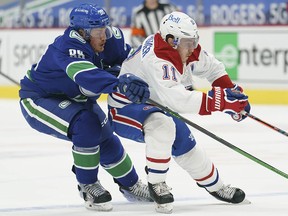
[85,201,113,211]
[240,198,251,205]
[155,203,173,214]
[122,193,153,202]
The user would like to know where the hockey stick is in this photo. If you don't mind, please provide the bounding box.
[0,70,20,86]
[241,111,288,137]
[147,98,288,180]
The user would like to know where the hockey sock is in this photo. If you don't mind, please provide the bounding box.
[143,112,175,183]
[174,145,224,192]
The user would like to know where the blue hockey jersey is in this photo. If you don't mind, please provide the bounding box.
[19,26,131,101]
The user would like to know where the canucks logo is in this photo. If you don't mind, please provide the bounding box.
[59,100,71,109]
[70,30,86,44]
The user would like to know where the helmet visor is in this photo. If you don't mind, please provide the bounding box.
[90,26,113,39]
[178,37,199,50]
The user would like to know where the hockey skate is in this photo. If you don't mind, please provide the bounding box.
[148,182,174,214]
[78,180,112,211]
[119,180,153,202]
[198,183,248,204]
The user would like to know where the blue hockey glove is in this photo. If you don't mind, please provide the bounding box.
[118,73,150,104]
[206,86,248,115]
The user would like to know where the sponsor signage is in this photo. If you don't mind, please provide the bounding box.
[214,30,288,82]
[0,0,287,28]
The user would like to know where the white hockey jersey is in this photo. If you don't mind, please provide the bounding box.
[108,33,231,114]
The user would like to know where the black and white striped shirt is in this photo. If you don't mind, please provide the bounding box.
[131,2,177,48]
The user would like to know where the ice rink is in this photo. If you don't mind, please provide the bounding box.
[1,99,287,216]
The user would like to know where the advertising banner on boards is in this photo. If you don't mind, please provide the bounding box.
[214,30,288,82]
[0,0,287,28]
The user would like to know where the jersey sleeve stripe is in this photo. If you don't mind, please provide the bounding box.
[66,61,97,81]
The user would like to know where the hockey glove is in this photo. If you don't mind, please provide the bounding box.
[118,73,150,104]
[206,86,248,116]
[229,84,251,122]
[231,102,251,121]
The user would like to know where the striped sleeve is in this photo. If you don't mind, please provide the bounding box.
[66,61,97,81]
[65,60,119,94]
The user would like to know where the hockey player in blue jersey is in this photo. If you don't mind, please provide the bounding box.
[19,3,151,211]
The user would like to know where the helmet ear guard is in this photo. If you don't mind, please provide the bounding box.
[165,34,175,43]
[165,34,181,48]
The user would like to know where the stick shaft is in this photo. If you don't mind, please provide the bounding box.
[0,71,20,86]
[242,111,288,137]
[148,99,288,179]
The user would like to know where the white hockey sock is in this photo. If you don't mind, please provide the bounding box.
[143,112,175,184]
[174,145,223,192]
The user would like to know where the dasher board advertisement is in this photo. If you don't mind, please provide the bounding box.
[214,30,288,82]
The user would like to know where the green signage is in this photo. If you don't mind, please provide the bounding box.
[214,32,238,80]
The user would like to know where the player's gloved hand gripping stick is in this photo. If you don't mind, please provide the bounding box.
[118,73,150,104]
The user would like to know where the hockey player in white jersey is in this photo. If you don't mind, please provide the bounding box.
[108,11,250,213]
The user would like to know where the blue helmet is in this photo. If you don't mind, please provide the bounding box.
[69,4,111,39]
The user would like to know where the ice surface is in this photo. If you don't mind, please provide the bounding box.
[1,99,287,216]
